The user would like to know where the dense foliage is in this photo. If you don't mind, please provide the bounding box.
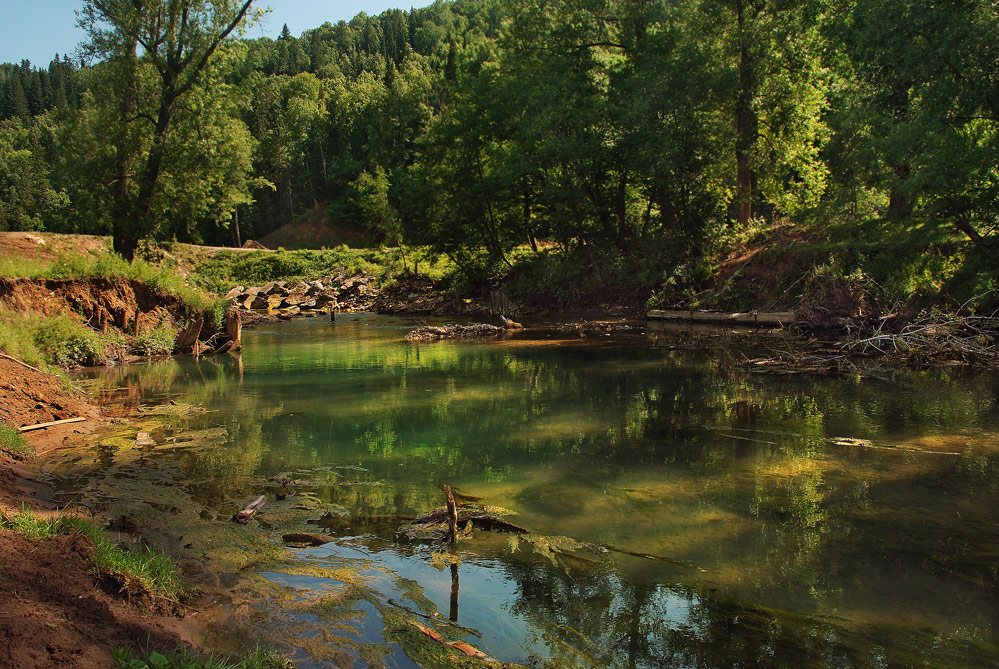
[1,0,996,302]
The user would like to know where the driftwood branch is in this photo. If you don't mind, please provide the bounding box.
[444,484,459,549]
[0,353,46,374]
[231,495,266,524]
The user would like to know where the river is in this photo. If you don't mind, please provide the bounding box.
[39,314,999,667]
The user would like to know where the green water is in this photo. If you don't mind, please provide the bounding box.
[51,315,999,667]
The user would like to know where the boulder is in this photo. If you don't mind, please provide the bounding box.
[224,285,245,300]
[249,295,270,310]
[263,281,286,296]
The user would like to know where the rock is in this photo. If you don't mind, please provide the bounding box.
[262,281,286,296]
[299,299,317,309]
[308,280,325,294]
[267,295,285,309]
[224,285,245,300]
[249,295,270,310]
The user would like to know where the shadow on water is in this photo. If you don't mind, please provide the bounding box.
[41,314,999,667]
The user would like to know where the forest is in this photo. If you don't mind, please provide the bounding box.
[1,0,997,312]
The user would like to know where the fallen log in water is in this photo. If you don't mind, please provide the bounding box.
[231,495,266,524]
[647,309,795,327]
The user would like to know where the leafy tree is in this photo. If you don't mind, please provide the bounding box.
[0,119,69,231]
[77,0,259,259]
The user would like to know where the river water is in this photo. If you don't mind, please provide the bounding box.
[45,315,999,667]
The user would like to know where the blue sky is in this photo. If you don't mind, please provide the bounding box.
[0,1,433,67]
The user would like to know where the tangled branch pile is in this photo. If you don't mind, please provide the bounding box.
[843,311,999,364]
[404,323,504,342]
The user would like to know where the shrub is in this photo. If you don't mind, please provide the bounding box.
[31,314,105,366]
[133,323,175,357]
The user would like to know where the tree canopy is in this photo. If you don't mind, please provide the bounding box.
[1,0,996,279]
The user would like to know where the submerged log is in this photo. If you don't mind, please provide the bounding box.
[646,309,795,327]
[231,495,266,524]
[282,532,335,546]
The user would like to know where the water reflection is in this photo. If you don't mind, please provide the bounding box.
[60,315,999,666]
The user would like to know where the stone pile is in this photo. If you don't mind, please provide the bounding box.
[225,271,379,315]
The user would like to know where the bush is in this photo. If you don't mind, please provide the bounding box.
[31,314,106,366]
[133,323,175,357]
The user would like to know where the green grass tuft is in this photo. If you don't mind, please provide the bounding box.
[0,423,33,460]
[111,644,292,669]
[0,509,180,596]
[59,516,180,595]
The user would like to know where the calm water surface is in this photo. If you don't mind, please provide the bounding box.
[56,315,999,667]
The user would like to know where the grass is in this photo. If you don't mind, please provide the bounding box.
[111,644,291,669]
[0,423,33,460]
[47,250,217,312]
[0,507,180,596]
[0,309,114,368]
[189,246,385,294]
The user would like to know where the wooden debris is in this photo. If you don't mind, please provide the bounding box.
[282,532,335,546]
[231,495,266,524]
[409,622,498,662]
[405,323,504,342]
[0,352,46,374]
[18,416,86,432]
[225,307,242,351]
[173,316,203,353]
[386,598,482,636]
[445,485,459,549]
[647,309,795,327]
[501,314,523,330]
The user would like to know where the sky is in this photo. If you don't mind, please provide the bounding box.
[0,1,433,67]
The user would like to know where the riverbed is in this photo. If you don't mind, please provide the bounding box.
[37,314,999,667]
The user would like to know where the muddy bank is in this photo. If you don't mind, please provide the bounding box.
[0,360,196,668]
[0,530,189,668]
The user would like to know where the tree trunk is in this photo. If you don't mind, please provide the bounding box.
[887,165,913,220]
[735,0,757,227]
[954,213,993,248]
